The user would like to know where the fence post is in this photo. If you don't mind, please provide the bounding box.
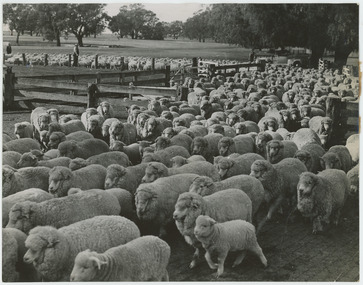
[95,54,98,69]
[3,67,15,110]
[68,54,72,67]
[165,65,171,87]
[128,82,135,100]
[192,57,198,76]
[179,86,189,101]
[96,72,101,84]
[208,64,216,78]
[70,74,77,95]
[325,95,344,145]
[44,54,48,66]
[120,56,125,70]
[22,53,26,66]
[87,83,98,108]
[151,58,155,71]
[119,73,125,85]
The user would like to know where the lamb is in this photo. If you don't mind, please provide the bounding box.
[173,189,252,269]
[142,145,190,167]
[135,173,199,237]
[320,145,352,173]
[141,161,220,183]
[3,138,41,154]
[69,151,131,170]
[154,134,192,153]
[218,135,255,157]
[6,190,121,234]
[47,131,94,149]
[58,139,109,159]
[194,215,267,278]
[97,101,115,120]
[294,143,326,173]
[3,165,50,197]
[23,216,140,281]
[291,128,322,150]
[109,141,142,165]
[297,170,350,233]
[14,122,34,139]
[3,151,22,168]
[70,236,170,281]
[17,152,71,168]
[250,159,307,231]
[345,134,359,164]
[140,117,173,142]
[104,164,149,195]
[266,140,298,164]
[48,165,107,197]
[214,153,265,179]
[109,121,137,145]
[3,188,53,227]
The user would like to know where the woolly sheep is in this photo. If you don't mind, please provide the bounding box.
[30,107,51,139]
[17,152,71,168]
[101,118,119,139]
[58,139,109,159]
[321,145,352,173]
[48,165,107,197]
[7,190,121,234]
[186,125,208,137]
[141,161,220,183]
[59,114,79,124]
[142,145,190,167]
[104,164,148,195]
[257,116,278,132]
[173,189,252,269]
[110,141,142,165]
[81,108,98,130]
[291,128,322,150]
[218,135,254,157]
[266,140,298,164]
[194,216,267,278]
[70,236,170,281]
[3,151,22,168]
[347,164,359,195]
[297,170,350,233]
[109,121,137,145]
[61,119,86,135]
[14,122,34,139]
[3,166,50,197]
[294,143,326,173]
[345,134,359,164]
[140,117,173,142]
[69,151,131,171]
[135,173,199,237]
[97,101,115,120]
[155,134,192,153]
[23,216,140,281]
[3,138,41,154]
[214,153,265,179]
[234,121,259,135]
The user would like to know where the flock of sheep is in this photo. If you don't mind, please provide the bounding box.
[2,62,360,281]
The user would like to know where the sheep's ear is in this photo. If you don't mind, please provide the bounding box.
[190,198,200,209]
[206,216,217,225]
[89,256,107,270]
[47,238,59,248]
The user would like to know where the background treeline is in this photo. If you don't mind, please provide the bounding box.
[3,3,358,66]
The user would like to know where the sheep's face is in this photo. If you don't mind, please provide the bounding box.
[189,177,214,196]
[14,123,27,139]
[290,109,299,121]
[38,114,50,131]
[227,114,239,127]
[294,151,312,170]
[48,167,72,197]
[266,120,277,132]
[18,153,38,168]
[162,127,175,139]
[300,106,311,118]
[101,125,110,137]
[297,172,316,215]
[135,189,157,220]
[7,202,35,234]
[70,251,102,281]
[48,133,65,149]
[218,139,233,157]
[155,136,170,151]
[100,102,111,117]
[48,110,59,122]
[234,123,246,135]
[24,232,53,266]
[104,167,126,189]
[141,164,162,183]
[320,153,341,170]
[255,135,270,154]
[145,118,157,134]
[250,161,269,180]
[191,138,207,156]
[216,159,233,179]
[267,141,283,163]
[109,123,124,141]
[171,156,187,168]
[194,215,216,240]
[87,119,99,133]
[161,111,173,121]
[173,118,185,128]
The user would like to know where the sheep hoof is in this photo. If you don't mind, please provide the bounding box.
[189,261,196,269]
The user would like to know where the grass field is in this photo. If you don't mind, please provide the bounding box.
[3,32,251,61]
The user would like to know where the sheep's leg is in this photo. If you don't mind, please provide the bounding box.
[312,216,324,234]
[205,251,218,270]
[190,248,201,269]
[216,252,228,278]
[267,195,284,220]
[249,244,268,267]
[331,208,341,226]
[161,270,169,281]
[232,250,246,267]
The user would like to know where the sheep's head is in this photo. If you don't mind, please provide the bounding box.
[136,113,150,129]
[98,101,112,117]
[264,118,277,132]
[216,157,234,179]
[171,156,187,168]
[320,153,341,170]
[160,111,173,121]
[3,166,16,197]
[58,140,78,159]
[71,250,106,282]
[226,113,239,127]
[69,158,88,171]
[297,172,318,215]
[14,122,29,139]
[279,110,290,123]
[48,132,66,149]
[250,160,273,181]
[300,105,311,118]
[87,115,102,133]
[173,117,186,128]
[155,136,171,151]
[141,162,167,183]
[266,140,283,163]
[234,122,246,135]
[200,100,213,119]
[38,114,51,131]
[320,118,333,135]
[145,117,158,134]
[148,100,161,113]
[16,152,38,168]
[194,215,216,240]
[189,176,215,196]
[208,124,225,136]
[109,121,124,141]
[255,132,273,154]
[294,150,312,170]
[48,166,72,197]
[109,140,124,152]
[6,201,38,234]
[191,137,208,156]
[135,188,158,221]
[104,164,127,189]
[290,108,300,121]
[47,109,59,122]
[218,137,234,157]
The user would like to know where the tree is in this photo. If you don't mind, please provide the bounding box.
[168,21,183,39]
[108,6,133,39]
[183,10,211,42]
[3,4,33,44]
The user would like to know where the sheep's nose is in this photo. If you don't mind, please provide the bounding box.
[173,212,178,220]
[23,255,31,264]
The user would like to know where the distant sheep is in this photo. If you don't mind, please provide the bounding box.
[218,135,254,157]
[266,140,298,164]
[155,134,192,153]
[294,143,326,173]
[14,122,33,139]
[97,101,115,120]
[69,151,131,170]
[321,145,352,173]
[110,141,142,165]
[3,151,22,168]
[17,152,71,169]
[58,139,109,159]
[291,128,322,150]
[142,145,190,167]
[109,121,137,145]
[3,138,41,154]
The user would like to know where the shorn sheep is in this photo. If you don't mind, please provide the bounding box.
[173,189,252,269]
[194,215,267,278]
[23,216,140,281]
[297,170,350,233]
[70,236,170,281]
[6,190,121,234]
[48,165,107,197]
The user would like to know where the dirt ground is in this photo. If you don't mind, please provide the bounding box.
[2,110,359,282]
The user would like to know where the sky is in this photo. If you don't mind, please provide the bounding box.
[105,3,205,22]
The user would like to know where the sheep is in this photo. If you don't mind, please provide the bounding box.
[257,116,278,132]
[69,151,131,170]
[321,145,352,173]
[3,188,53,227]
[135,173,199,237]
[3,151,22,168]
[155,134,192,152]
[294,143,326,173]
[6,190,121,234]
[347,164,359,195]
[141,117,173,142]
[309,116,333,147]
[345,134,359,164]
[30,107,51,139]
[104,164,148,195]
[60,119,86,135]
[70,236,170,281]
[214,153,265,179]
[234,121,259,135]
[110,141,142,165]
[194,215,267,278]
[255,132,274,158]
[59,114,79,124]
[250,158,307,231]
[104,188,136,220]
[47,108,59,122]
[17,152,71,168]
[3,132,13,144]
[47,131,94,149]
[141,161,220,183]
[218,135,255,157]
[86,115,105,140]
[102,118,119,141]
[14,122,34,139]
[148,99,167,116]
[3,165,50,197]
[266,140,298,164]
[97,101,115,120]
[142,145,190,167]
[297,170,350,233]
[173,189,252,269]
[3,138,41,154]
[23,216,140,281]
[81,108,98,130]
[109,121,137,145]
[291,128,322,150]
[48,165,107,197]
[58,139,109,159]
[171,156,188,167]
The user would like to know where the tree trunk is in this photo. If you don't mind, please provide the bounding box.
[94,34,97,38]
[16,32,20,44]
[334,44,352,67]
[30,30,33,36]
[56,30,61,47]
[76,35,84,47]
[309,46,325,68]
